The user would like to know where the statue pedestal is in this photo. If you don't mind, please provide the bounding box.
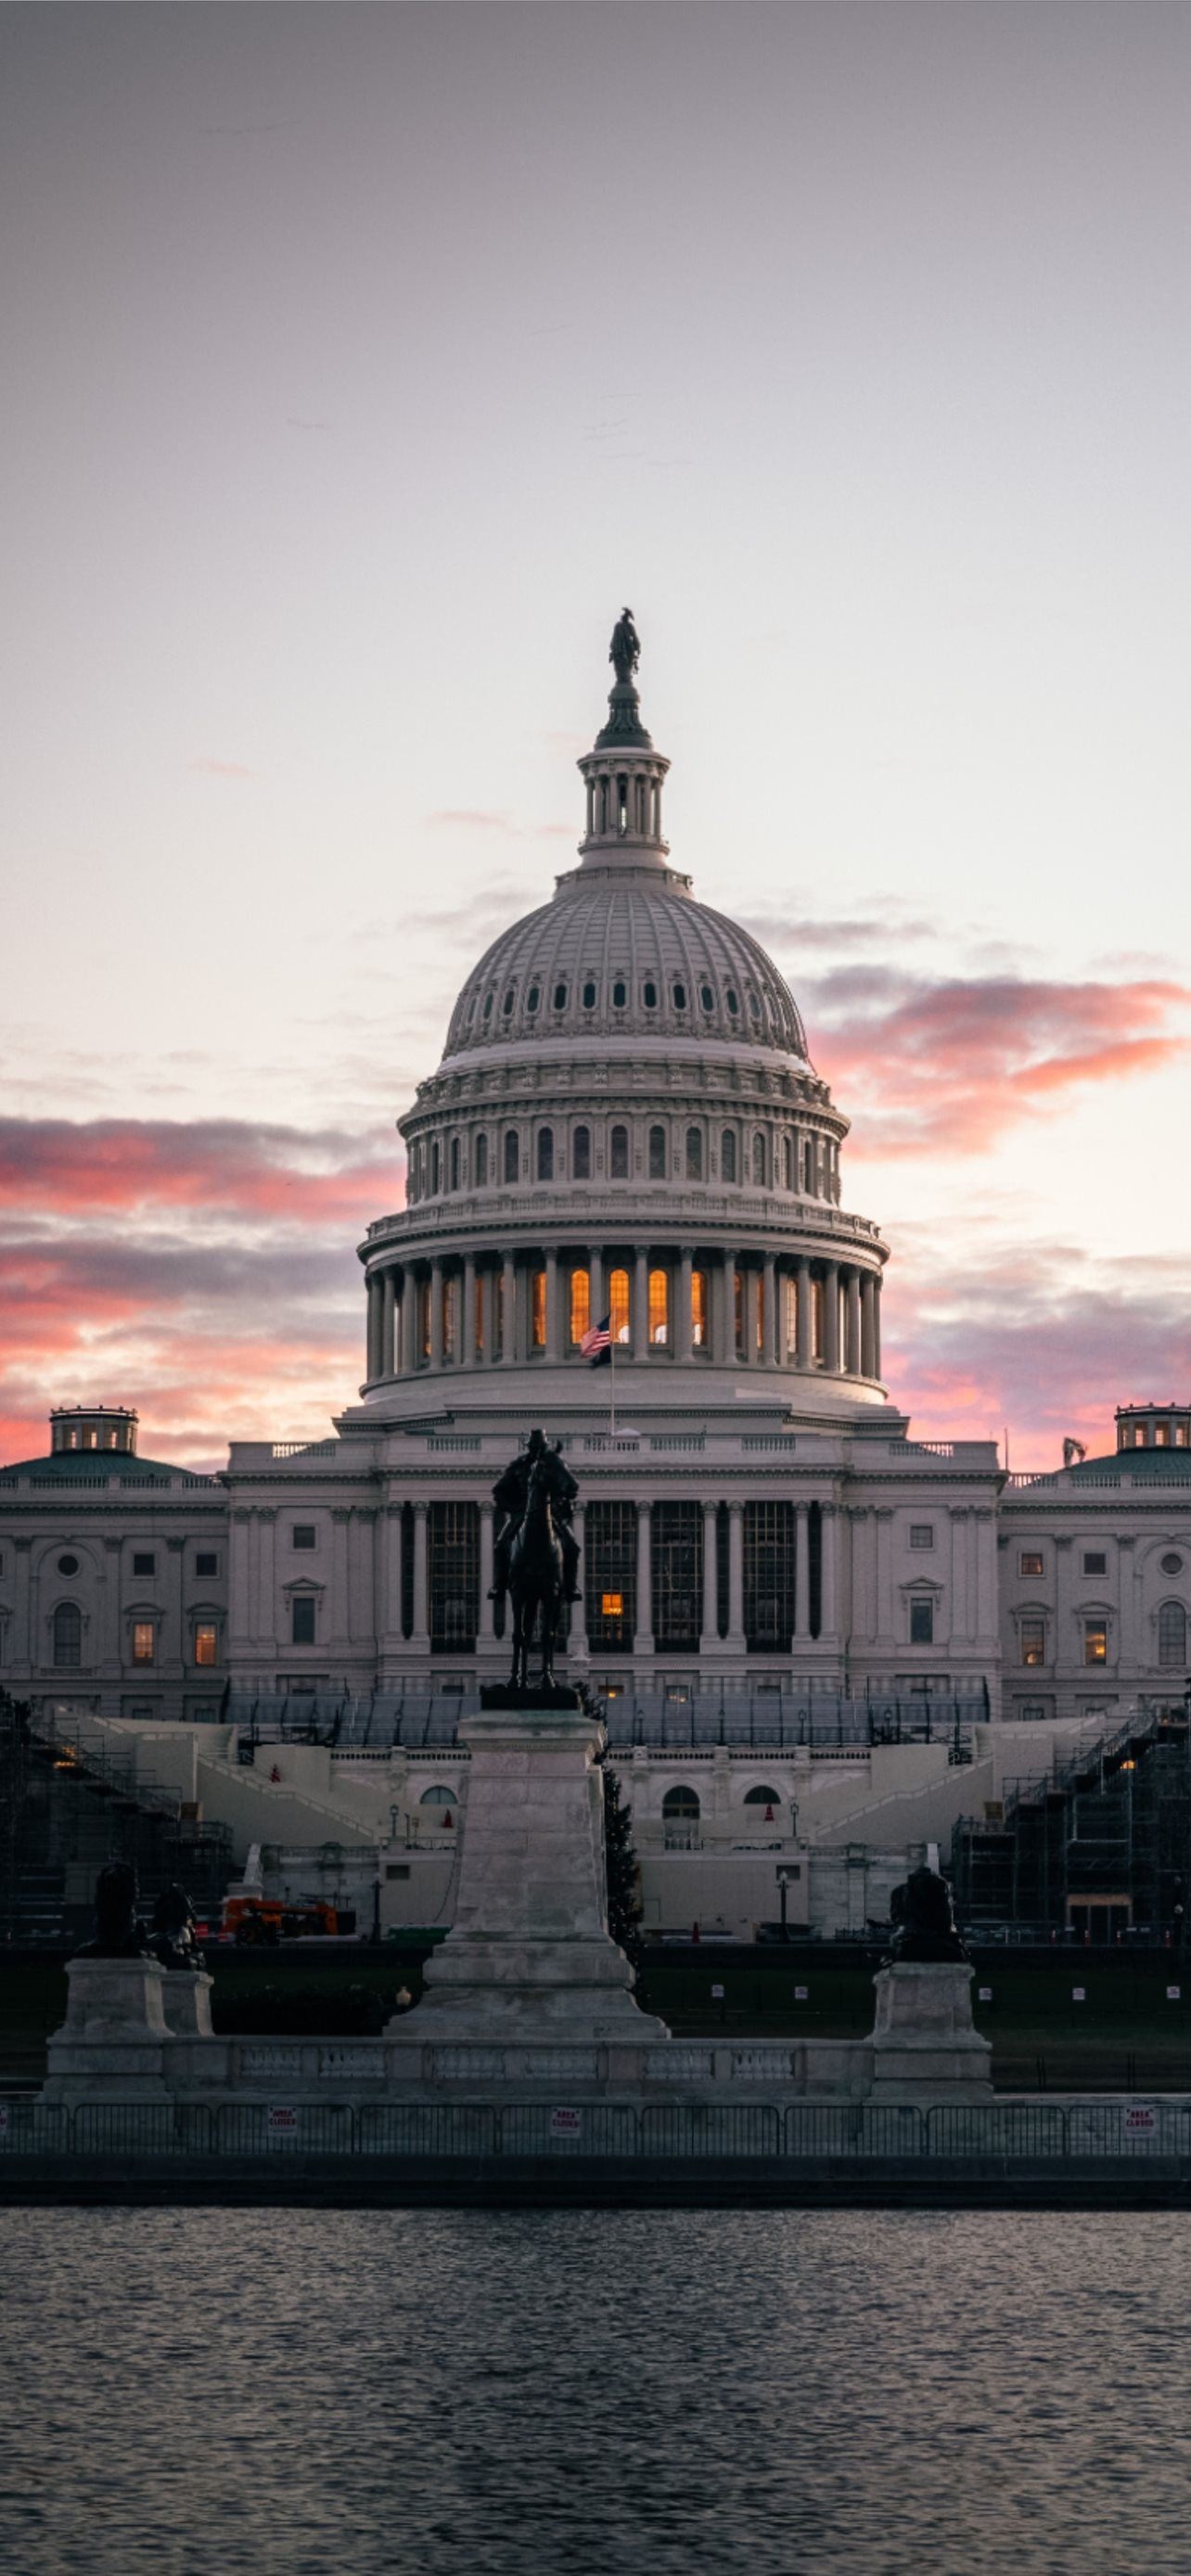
[160,1969,214,2040]
[42,1956,173,2103]
[408,1695,667,2043]
[868,1962,992,2101]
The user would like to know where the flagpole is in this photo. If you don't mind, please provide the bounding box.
[609,1329,617,1439]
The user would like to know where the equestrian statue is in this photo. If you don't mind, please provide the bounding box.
[489,1427,581,1690]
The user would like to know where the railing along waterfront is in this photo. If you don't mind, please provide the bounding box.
[3,2099,1190,2162]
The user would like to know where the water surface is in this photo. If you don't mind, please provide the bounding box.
[2,2208,1188,2573]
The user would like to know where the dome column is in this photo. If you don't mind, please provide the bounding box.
[429,1261,444,1371]
[463,1259,478,1371]
[861,1273,877,1379]
[762,1255,778,1366]
[823,1261,840,1373]
[545,1250,564,1362]
[500,1253,516,1364]
[718,1250,737,1365]
[588,1246,604,1333]
[676,1249,694,1361]
[795,1257,813,1368]
[846,1270,863,1377]
[634,1247,649,1359]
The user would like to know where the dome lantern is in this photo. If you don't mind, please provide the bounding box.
[576,609,671,872]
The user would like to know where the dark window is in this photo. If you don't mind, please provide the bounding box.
[582,979,596,1009]
[291,1597,316,1645]
[58,1554,79,1576]
[699,983,714,1011]
[475,1133,488,1186]
[573,1125,591,1180]
[482,992,493,1021]
[53,1601,82,1670]
[612,978,627,1008]
[783,1136,794,1190]
[910,1525,934,1551]
[292,1525,316,1550]
[652,1501,702,1648]
[504,1129,519,1184]
[502,988,515,1015]
[430,1140,441,1192]
[726,988,739,1014]
[662,1784,700,1846]
[133,1552,155,1577]
[610,1124,629,1180]
[429,1500,480,1652]
[553,982,567,1010]
[752,1132,765,1186]
[685,1126,703,1180]
[1159,1601,1186,1669]
[537,1127,554,1181]
[672,982,687,1010]
[1082,1551,1107,1575]
[585,1501,637,1654]
[749,989,761,1020]
[450,1136,460,1192]
[648,1124,666,1180]
[722,1129,736,1183]
[910,1599,934,1645]
[744,1500,795,1651]
[1160,1551,1184,1575]
[643,980,658,1009]
[196,1552,218,1578]
[527,985,540,1014]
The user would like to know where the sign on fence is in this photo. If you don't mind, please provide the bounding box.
[711,1984,725,2000]
[1122,2105,1158,2138]
[1071,1987,1085,2002]
[978,1987,992,2002]
[549,2106,583,2142]
[1167,1986,1182,2002]
[267,2105,299,2136]
[794,1986,809,2001]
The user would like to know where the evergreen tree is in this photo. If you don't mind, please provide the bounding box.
[601,1761,644,1965]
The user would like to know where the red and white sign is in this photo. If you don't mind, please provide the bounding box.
[549,2106,583,2141]
[1123,2105,1158,2137]
[267,2105,300,2136]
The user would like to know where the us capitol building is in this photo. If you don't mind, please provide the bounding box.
[2,618,1189,1855]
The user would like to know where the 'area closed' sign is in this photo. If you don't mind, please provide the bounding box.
[549,2106,583,2141]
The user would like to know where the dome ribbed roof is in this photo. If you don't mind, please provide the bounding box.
[442,877,809,1064]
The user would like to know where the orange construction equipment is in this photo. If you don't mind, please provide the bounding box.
[222,1894,343,1945]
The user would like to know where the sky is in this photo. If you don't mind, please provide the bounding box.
[3,0,1189,1473]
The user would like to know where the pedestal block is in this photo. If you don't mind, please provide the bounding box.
[160,1969,215,2040]
[411,1695,668,2043]
[42,1956,173,2102]
[868,1961,992,2101]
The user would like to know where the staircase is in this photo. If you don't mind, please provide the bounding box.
[952,1700,1191,1938]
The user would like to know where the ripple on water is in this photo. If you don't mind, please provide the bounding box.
[2,2208,1190,2575]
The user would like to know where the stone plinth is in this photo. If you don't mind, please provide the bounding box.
[868,1961,992,2101]
[42,1955,173,2103]
[160,1969,214,2040]
[410,1694,668,2042]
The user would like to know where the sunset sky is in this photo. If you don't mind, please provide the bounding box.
[3,1,1188,1473]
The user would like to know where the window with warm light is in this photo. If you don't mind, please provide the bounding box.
[1083,1618,1108,1664]
[691,1269,708,1348]
[1156,1422,1170,1446]
[531,1268,546,1347]
[1021,1616,1045,1666]
[648,1267,669,1344]
[1020,1551,1044,1577]
[570,1267,590,1345]
[133,1622,155,1666]
[194,1623,217,1667]
[419,1277,431,1360]
[601,1592,623,1617]
[608,1267,630,1344]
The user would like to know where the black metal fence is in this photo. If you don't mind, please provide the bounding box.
[4,2098,1190,2162]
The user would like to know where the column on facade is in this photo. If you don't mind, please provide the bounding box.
[12,1539,32,1672]
[501,1253,517,1364]
[380,1504,404,1653]
[365,1275,380,1382]
[741,1264,758,1366]
[349,1509,376,1649]
[411,1501,430,1651]
[975,1508,998,1648]
[846,1269,862,1377]
[762,1256,778,1366]
[721,1250,738,1365]
[677,1248,694,1361]
[479,1500,495,1642]
[727,1499,746,1647]
[794,1502,811,1642]
[568,1500,588,1660]
[823,1263,840,1372]
[545,1249,564,1362]
[254,1511,276,1651]
[230,1511,252,1654]
[462,1259,477,1372]
[635,1500,654,1651]
[329,1509,351,1652]
[378,1270,394,1378]
[820,1504,838,1639]
[161,1537,185,1673]
[429,1260,444,1370]
[860,1273,877,1380]
[796,1257,812,1368]
[875,1507,894,1651]
[634,1246,649,1359]
[951,1509,970,1642]
[700,1500,719,1651]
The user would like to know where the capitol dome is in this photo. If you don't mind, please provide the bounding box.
[359,618,888,1420]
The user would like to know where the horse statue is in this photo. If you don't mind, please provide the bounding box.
[507,1453,565,1690]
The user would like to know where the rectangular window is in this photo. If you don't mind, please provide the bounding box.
[194,1623,218,1666]
[585,1501,637,1654]
[648,1266,669,1345]
[132,1622,155,1665]
[608,1267,630,1345]
[909,1524,934,1550]
[909,1599,934,1645]
[1083,1617,1108,1665]
[1082,1551,1107,1576]
[1020,1702,1047,1722]
[196,1552,219,1578]
[428,1499,480,1652]
[1020,1616,1046,1666]
[691,1269,708,1349]
[652,1501,703,1650]
[531,1267,546,1348]
[291,1597,316,1645]
[1019,1551,1044,1577]
[133,1552,156,1577]
[292,1525,316,1550]
[744,1499,796,1651]
[570,1267,590,1345]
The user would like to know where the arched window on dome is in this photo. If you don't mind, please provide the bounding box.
[502,987,516,1017]
[572,1125,591,1180]
[430,1140,441,1194]
[537,1128,554,1182]
[616,773,629,835]
[648,1268,669,1345]
[610,1125,630,1180]
[1159,1601,1186,1668]
[748,989,761,1022]
[483,991,494,1023]
[722,1129,737,1184]
[691,1269,708,1349]
[801,1137,814,1193]
[553,982,568,1011]
[725,988,739,1017]
[672,981,687,1011]
[782,1135,794,1192]
[648,1125,666,1180]
[609,1268,630,1345]
[643,979,658,1010]
[699,983,714,1013]
[53,1601,82,1671]
[583,977,597,1010]
[685,1127,703,1181]
[475,1133,488,1187]
[752,1132,766,1188]
[450,1136,460,1192]
[504,1129,519,1186]
[570,1267,591,1346]
[527,985,540,1015]
[612,978,627,1009]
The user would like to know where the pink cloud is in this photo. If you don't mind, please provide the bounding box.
[0,1118,401,1229]
[189,757,253,780]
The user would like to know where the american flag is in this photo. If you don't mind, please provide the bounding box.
[580,1313,612,1364]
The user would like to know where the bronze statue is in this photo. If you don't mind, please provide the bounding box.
[886,1863,967,1964]
[609,606,640,682]
[78,1860,151,1958]
[489,1429,581,1690]
[489,1428,580,1608]
[149,1882,204,1973]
